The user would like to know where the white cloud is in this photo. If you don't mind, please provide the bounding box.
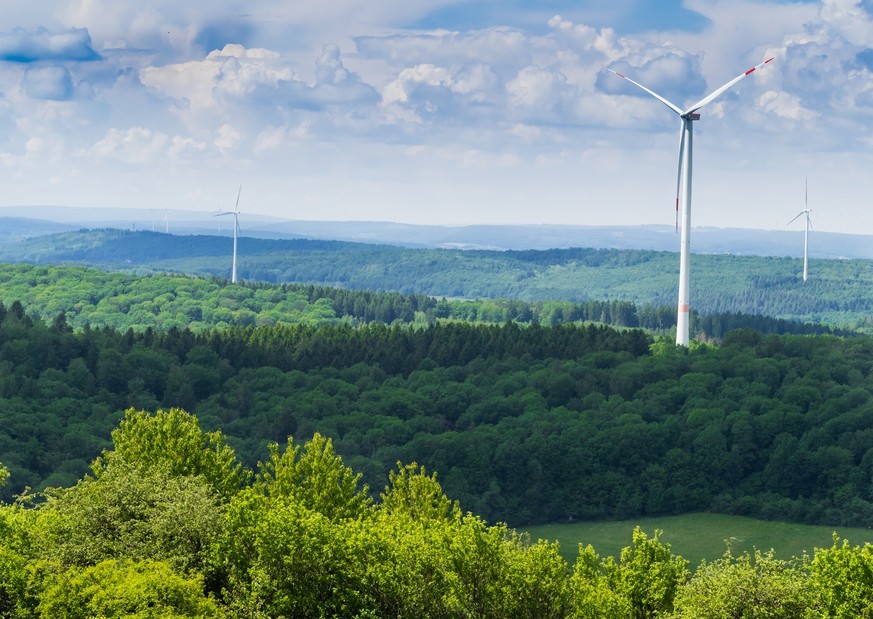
[91,127,170,163]
[252,125,289,154]
[3,2,873,234]
[506,65,567,110]
[758,90,818,122]
[214,123,241,152]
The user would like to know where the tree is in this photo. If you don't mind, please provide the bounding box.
[571,527,688,619]
[34,559,224,619]
[39,462,225,577]
[570,544,630,619]
[671,546,811,619]
[92,408,248,499]
[379,463,460,523]
[0,501,36,618]
[808,536,873,618]
[221,491,373,618]
[256,432,371,521]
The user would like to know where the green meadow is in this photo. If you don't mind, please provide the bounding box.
[524,512,873,567]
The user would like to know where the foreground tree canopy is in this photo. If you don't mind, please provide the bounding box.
[1,408,873,618]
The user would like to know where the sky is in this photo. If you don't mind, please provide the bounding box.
[1,0,872,234]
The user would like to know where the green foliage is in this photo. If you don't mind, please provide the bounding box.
[671,546,811,618]
[807,536,873,618]
[39,462,224,574]
[93,408,248,499]
[6,407,873,617]
[6,296,873,527]
[380,463,461,523]
[219,489,371,618]
[0,505,37,618]
[0,260,835,340]
[256,433,371,521]
[570,528,688,619]
[219,448,574,618]
[570,545,630,619]
[33,559,224,618]
[612,528,689,619]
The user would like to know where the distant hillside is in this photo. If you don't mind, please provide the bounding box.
[0,228,870,331]
[1,206,872,258]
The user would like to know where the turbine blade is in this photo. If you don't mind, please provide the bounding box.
[684,57,774,115]
[675,123,686,233]
[787,211,804,225]
[606,68,683,115]
[214,211,235,217]
[235,185,242,212]
[807,212,813,232]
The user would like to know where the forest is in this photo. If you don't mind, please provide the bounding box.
[2,406,873,618]
[0,263,834,339]
[2,295,873,531]
[2,243,873,615]
[3,228,873,330]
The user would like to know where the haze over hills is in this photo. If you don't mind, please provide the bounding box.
[1,205,871,259]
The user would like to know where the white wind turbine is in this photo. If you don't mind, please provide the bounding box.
[214,185,242,284]
[787,178,812,282]
[608,57,774,347]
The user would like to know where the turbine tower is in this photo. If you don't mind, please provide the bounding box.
[607,57,773,346]
[214,185,242,284]
[787,178,812,282]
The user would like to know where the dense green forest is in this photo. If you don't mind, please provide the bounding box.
[0,263,834,339]
[1,298,873,530]
[3,228,873,330]
[3,230,873,614]
[2,408,873,618]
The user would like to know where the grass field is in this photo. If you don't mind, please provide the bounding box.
[522,513,873,568]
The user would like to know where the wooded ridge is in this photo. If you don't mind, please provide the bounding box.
[1,228,872,331]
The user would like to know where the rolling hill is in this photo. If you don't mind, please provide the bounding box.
[0,227,870,331]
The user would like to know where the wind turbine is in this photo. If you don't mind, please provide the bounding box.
[164,209,170,234]
[214,185,242,284]
[607,57,773,347]
[787,178,812,282]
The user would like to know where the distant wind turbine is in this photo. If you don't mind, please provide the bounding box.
[214,185,242,284]
[164,209,170,234]
[787,178,812,282]
[607,57,774,347]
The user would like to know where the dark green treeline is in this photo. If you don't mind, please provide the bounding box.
[1,300,873,529]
